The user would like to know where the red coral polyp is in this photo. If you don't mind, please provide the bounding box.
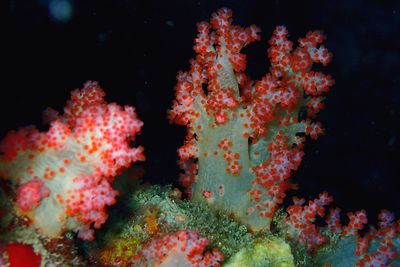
[16,177,50,212]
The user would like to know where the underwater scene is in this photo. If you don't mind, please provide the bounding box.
[1,0,400,266]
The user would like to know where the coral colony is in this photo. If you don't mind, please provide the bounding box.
[0,8,399,267]
[0,81,145,242]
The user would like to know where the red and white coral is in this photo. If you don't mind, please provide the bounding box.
[168,7,334,231]
[285,193,399,265]
[356,210,399,266]
[131,230,224,267]
[285,192,334,253]
[0,81,144,240]
[16,177,50,212]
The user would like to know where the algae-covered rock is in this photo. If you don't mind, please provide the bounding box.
[224,237,295,267]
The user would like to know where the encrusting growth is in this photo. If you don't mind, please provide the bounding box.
[0,81,144,240]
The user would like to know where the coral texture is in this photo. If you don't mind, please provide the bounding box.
[0,81,144,240]
[168,7,333,231]
[131,230,224,267]
[1,7,399,267]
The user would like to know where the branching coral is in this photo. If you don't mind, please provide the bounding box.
[168,7,333,231]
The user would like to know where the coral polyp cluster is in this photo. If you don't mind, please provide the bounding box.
[0,7,399,267]
[167,7,333,232]
[0,81,144,240]
[131,230,224,266]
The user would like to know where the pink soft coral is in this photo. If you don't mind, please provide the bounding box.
[131,230,224,267]
[0,81,144,240]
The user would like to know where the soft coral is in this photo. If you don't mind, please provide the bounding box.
[0,81,144,240]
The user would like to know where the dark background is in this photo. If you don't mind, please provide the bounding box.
[2,0,400,225]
